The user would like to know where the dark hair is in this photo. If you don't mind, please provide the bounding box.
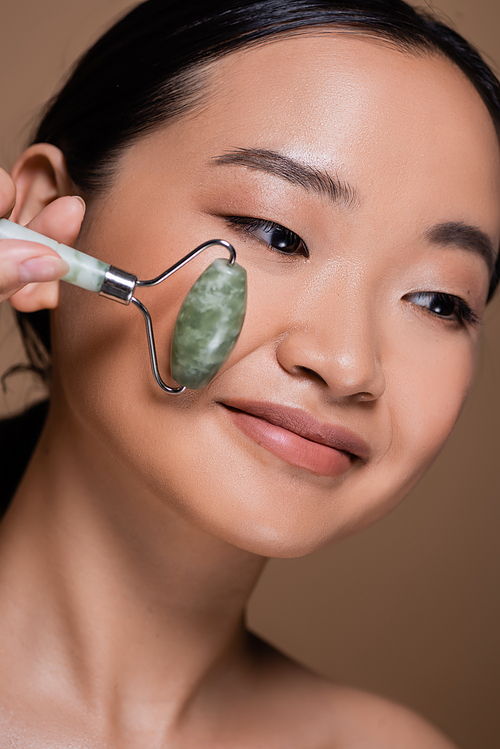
[33,0,500,199]
[5,0,500,501]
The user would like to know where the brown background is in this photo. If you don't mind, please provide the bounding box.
[1,2,499,747]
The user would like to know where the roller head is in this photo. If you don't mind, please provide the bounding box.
[171,258,247,389]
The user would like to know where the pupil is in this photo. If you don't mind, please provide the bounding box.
[431,294,455,316]
[271,227,298,252]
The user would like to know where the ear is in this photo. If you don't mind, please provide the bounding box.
[8,144,76,312]
[10,143,74,225]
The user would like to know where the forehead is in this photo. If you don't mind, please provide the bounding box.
[206,32,497,154]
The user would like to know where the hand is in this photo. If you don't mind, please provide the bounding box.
[0,167,86,311]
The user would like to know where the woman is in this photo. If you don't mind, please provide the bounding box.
[0,0,498,745]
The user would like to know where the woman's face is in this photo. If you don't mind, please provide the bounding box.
[51,34,500,556]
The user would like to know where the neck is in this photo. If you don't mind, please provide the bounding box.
[0,403,266,733]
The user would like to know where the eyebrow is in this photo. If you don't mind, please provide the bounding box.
[212,148,358,208]
[425,222,497,274]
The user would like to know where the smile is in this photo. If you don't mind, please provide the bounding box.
[221,400,370,477]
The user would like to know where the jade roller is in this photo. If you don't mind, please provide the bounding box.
[0,219,247,393]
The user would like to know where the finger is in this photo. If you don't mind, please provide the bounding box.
[10,278,60,312]
[1,194,85,308]
[0,240,69,304]
[0,168,16,219]
[26,195,86,248]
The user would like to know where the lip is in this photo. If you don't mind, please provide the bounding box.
[220,399,370,477]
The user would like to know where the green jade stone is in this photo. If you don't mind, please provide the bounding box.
[171,258,247,389]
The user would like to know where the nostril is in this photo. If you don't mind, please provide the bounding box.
[296,365,328,387]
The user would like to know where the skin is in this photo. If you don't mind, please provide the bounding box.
[0,32,499,747]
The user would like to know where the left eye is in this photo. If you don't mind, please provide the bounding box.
[405,291,479,325]
[226,216,308,257]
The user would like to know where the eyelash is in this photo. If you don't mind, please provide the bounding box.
[404,291,480,327]
[225,216,309,257]
[224,216,479,327]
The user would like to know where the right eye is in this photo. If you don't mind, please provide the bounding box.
[226,216,309,257]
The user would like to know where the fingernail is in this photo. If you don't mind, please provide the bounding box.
[72,195,86,212]
[19,256,69,284]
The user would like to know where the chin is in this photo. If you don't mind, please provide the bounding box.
[174,451,436,560]
[168,481,398,560]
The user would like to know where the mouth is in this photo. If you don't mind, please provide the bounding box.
[220,400,370,477]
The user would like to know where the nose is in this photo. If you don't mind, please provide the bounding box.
[275,289,386,403]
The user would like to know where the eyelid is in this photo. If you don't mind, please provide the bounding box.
[404,291,481,326]
[225,215,309,257]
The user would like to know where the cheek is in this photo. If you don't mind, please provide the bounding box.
[382,337,477,497]
[401,342,475,443]
[52,284,145,397]
[50,279,178,447]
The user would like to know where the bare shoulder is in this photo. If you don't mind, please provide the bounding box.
[316,682,459,749]
[247,635,459,749]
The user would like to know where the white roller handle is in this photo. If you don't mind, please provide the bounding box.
[0,218,110,293]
